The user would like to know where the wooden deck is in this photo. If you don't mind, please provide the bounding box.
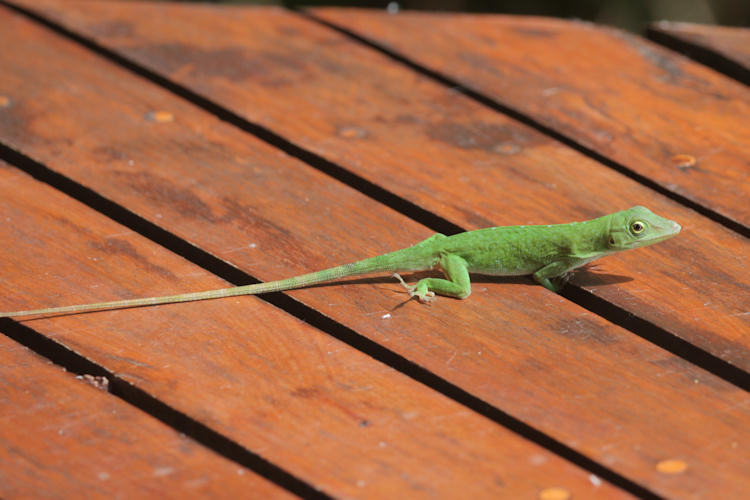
[1,1,748,498]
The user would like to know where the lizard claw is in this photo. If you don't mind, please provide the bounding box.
[416,290,436,303]
[393,273,436,303]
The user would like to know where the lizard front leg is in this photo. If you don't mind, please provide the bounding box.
[533,260,576,292]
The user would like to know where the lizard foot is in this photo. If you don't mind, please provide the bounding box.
[392,273,436,303]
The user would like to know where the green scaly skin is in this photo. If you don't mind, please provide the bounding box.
[0,206,680,318]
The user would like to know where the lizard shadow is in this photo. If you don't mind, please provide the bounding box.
[568,268,633,287]
[300,267,633,293]
[311,270,632,312]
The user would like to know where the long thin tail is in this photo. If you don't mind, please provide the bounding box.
[0,253,406,318]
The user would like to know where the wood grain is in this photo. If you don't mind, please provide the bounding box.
[310,8,750,230]
[0,334,291,498]
[13,0,750,371]
[0,5,748,498]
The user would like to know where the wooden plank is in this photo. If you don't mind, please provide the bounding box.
[647,22,750,85]
[0,172,625,498]
[0,6,748,498]
[13,0,750,373]
[0,334,291,498]
[309,8,750,231]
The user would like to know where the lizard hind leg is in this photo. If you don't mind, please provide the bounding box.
[392,272,435,302]
[393,253,471,303]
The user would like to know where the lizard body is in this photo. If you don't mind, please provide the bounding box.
[0,206,680,318]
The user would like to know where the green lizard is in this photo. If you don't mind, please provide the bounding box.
[0,206,679,318]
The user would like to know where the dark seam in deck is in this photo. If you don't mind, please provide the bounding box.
[646,28,750,87]
[562,286,750,391]
[300,10,750,240]
[0,317,325,500]
[0,143,659,500]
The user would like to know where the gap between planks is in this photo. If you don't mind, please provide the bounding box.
[645,27,750,87]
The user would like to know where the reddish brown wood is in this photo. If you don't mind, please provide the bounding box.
[0,174,626,496]
[0,335,290,498]
[13,0,750,372]
[0,5,749,497]
[650,21,750,70]
[310,9,750,230]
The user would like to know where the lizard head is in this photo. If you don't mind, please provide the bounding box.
[606,206,681,251]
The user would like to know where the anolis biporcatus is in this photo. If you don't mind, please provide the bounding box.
[0,206,680,318]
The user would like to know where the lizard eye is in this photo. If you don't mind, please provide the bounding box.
[630,221,645,234]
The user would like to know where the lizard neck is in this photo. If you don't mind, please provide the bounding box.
[567,214,614,260]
